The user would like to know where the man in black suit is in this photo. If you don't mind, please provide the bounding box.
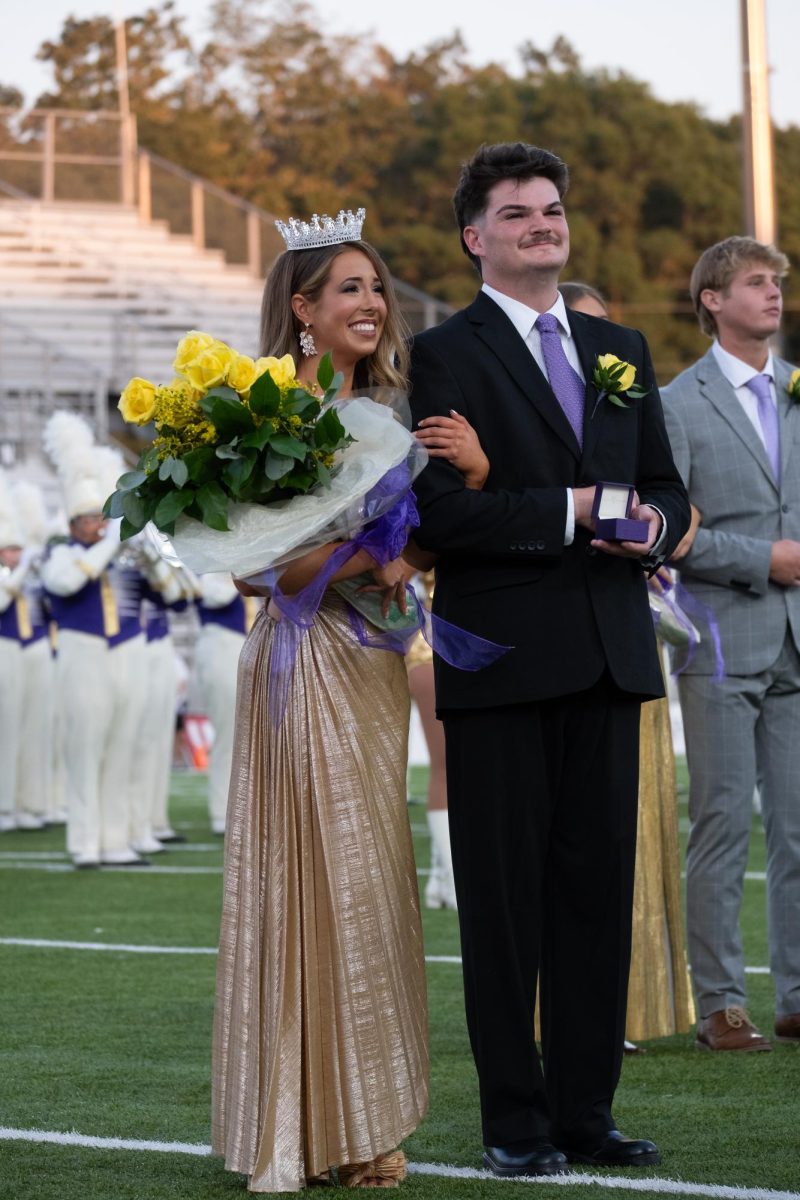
[409,143,689,1177]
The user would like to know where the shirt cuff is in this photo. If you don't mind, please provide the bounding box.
[649,506,668,556]
[564,488,575,546]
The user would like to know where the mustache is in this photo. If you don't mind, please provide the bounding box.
[521,234,560,246]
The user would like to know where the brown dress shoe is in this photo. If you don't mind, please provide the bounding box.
[696,1007,771,1052]
[775,1013,800,1043]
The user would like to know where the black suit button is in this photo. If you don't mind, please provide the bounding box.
[509,542,518,551]
[586,546,597,557]
[782,504,789,513]
[536,540,545,550]
[527,541,536,550]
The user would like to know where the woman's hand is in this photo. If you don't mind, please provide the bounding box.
[415,411,489,490]
[358,556,413,618]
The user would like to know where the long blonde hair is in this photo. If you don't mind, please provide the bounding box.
[259,241,410,390]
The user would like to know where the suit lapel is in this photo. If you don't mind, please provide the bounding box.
[774,357,799,483]
[697,349,778,493]
[467,293,581,460]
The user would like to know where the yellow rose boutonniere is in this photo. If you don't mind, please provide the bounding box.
[787,368,800,402]
[591,353,649,416]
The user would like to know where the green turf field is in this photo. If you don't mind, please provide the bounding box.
[0,762,797,1200]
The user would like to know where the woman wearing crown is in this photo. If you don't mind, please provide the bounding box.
[210,209,431,1192]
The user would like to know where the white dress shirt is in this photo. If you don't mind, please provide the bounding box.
[480,283,666,555]
[481,283,579,542]
[712,340,778,454]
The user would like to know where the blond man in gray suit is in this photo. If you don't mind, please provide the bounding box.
[662,236,800,1051]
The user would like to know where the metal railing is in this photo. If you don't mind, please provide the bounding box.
[0,107,454,328]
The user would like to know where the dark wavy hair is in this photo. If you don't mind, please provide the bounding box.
[453,142,570,273]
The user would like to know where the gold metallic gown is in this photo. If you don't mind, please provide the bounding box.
[625,687,695,1040]
[212,596,429,1192]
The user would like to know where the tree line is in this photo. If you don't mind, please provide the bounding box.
[5,0,800,376]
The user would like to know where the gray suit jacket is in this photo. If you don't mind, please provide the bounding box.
[661,347,800,675]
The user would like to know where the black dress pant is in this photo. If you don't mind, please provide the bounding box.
[443,674,641,1149]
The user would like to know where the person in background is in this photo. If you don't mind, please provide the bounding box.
[662,235,800,1050]
[561,281,696,1050]
[191,573,258,835]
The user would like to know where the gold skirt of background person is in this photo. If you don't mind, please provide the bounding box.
[212,595,429,1193]
[626,688,695,1041]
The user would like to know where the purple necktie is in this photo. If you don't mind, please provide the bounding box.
[745,374,780,483]
[535,312,585,448]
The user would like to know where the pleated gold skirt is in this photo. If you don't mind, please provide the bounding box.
[212,596,429,1192]
[625,690,695,1040]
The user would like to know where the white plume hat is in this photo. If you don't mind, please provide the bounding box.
[0,470,23,548]
[42,411,125,520]
[12,480,49,546]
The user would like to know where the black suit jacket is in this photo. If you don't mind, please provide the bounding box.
[409,291,690,711]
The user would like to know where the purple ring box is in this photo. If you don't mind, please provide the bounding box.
[591,481,650,543]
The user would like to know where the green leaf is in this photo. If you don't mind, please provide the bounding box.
[116,469,148,491]
[607,393,630,408]
[208,394,255,438]
[120,490,148,532]
[313,406,347,447]
[264,450,295,480]
[316,350,334,391]
[183,446,216,483]
[323,370,345,402]
[284,468,315,492]
[154,488,196,528]
[269,433,307,461]
[120,516,139,541]
[215,443,242,460]
[103,490,124,519]
[315,463,331,489]
[158,456,190,487]
[204,385,240,403]
[139,446,160,474]
[286,391,321,418]
[240,424,274,451]
[248,369,281,417]
[196,481,230,532]
[223,455,256,495]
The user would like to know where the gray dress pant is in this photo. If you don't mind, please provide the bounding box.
[679,630,800,1018]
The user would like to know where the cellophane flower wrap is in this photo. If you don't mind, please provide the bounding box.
[108,331,509,724]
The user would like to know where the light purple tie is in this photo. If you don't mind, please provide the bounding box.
[535,312,585,448]
[745,374,780,483]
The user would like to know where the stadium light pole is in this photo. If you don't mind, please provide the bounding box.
[115,11,136,206]
[740,0,775,244]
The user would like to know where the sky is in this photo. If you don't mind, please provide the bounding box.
[2,0,799,129]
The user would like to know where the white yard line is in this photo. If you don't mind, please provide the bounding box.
[0,1126,797,1200]
[0,937,771,974]
[0,859,433,876]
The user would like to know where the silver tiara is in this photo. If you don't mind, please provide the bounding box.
[275,207,366,252]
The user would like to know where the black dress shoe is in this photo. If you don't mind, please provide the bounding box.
[156,833,188,844]
[564,1130,661,1167]
[484,1143,570,1177]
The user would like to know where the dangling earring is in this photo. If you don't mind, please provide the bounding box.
[299,323,317,357]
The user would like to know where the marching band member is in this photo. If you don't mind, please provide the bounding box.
[0,472,27,832]
[191,573,258,834]
[40,411,149,869]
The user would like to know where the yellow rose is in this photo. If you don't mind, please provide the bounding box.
[789,368,800,399]
[226,353,259,394]
[182,340,236,391]
[597,353,636,393]
[118,377,157,425]
[173,330,215,374]
[255,354,298,389]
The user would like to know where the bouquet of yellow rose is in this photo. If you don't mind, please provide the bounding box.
[106,331,350,540]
